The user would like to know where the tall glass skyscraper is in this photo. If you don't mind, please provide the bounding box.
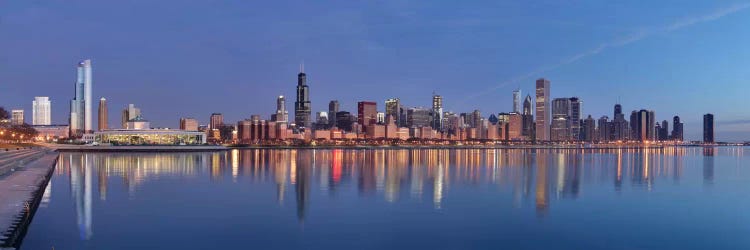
[70,59,93,137]
[432,94,443,131]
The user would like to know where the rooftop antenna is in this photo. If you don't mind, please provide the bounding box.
[300,60,305,73]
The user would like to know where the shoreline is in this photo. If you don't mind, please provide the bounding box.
[0,153,58,249]
[226,144,740,150]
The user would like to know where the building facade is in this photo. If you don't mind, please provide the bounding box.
[432,94,443,131]
[121,104,141,128]
[32,96,51,125]
[69,59,93,137]
[703,113,714,143]
[179,118,199,131]
[98,98,108,131]
[294,68,312,128]
[11,109,24,125]
[357,101,377,126]
[535,78,550,141]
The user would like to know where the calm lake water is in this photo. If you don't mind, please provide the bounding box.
[22,147,750,249]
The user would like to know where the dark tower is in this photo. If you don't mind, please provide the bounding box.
[672,116,683,141]
[703,113,714,143]
[294,65,312,129]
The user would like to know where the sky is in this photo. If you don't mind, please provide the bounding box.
[1,0,750,141]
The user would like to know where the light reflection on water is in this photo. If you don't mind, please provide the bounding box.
[25,147,750,249]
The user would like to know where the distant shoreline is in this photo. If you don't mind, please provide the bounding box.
[37,143,745,152]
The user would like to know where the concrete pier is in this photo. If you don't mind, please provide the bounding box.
[0,152,57,249]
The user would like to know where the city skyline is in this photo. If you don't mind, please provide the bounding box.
[2,1,749,141]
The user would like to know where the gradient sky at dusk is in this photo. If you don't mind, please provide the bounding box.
[2,1,750,141]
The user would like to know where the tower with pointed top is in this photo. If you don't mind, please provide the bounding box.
[294,64,312,129]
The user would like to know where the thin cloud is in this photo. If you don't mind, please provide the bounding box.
[458,3,750,108]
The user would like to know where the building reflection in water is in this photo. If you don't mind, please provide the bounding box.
[54,146,739,230]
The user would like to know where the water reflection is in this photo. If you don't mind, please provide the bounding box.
[53,147,744,232]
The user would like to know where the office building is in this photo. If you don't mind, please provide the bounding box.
[597,116,610,142]
[550,98,571,141]
[522,95,534,138]
[407,107,432,128]
[32,96,51,125]
[658,120,669,141]
[294,66,312,128]
[513,89,521,113]
[11,109,24,125]
[672,116,684,141]
[583,115,595,142]
[357,101,377,126]
[98,98,107,131]
[703,113,714,143]
[69,59,93,136]
[569,97,582,140]
[631,109,655,141]
[612,104,629,141]
[535,78,550,141]
[385,98,402,128]
[328,100,339,128]
[180,118,199,131]
[275,95,289,123]
[432,94,443,131]
[209,113,223,130]
[121,104,141,128]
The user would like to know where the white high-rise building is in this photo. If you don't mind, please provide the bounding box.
[33,96,51,125]
[69,59,93,137]
[275,95,288,123]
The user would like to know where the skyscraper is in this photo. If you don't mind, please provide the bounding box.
[512,89,521,113]
[98,98,108,131]
[294,66,312,128]
[432,94,443,131]
[275,95,288,123]
[631,109,655,141]
[658,120,669,141]
[32,96,51,125]
[612,104,629,141]
[598,116,611,142]
[535,78,550,141]
[11,109,24,125]
[550,98,571,141]
[210,113,224,130]
[69,59,93,137]
[583,115,595,142]
[569,97,582,141]
[357,101,377,126]
[328,100,339,128]
[522,95,534,138]
[385,98,401,128]
[121,104,141,128]
[672,116,684,141]
[703,113,714,143]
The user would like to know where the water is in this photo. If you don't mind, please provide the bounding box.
[22,147,750,249]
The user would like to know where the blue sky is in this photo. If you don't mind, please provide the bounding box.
[1,1,749,141]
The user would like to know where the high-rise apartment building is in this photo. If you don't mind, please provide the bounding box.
[432,94,443,131]
[32,96,51,125]
[407,107,432,128]
[294,67,312,128]
[69,59,93,137]
[703,113,714,143]
[98,98,108,131]
[535,78,550,141]
[11,109,24,125]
